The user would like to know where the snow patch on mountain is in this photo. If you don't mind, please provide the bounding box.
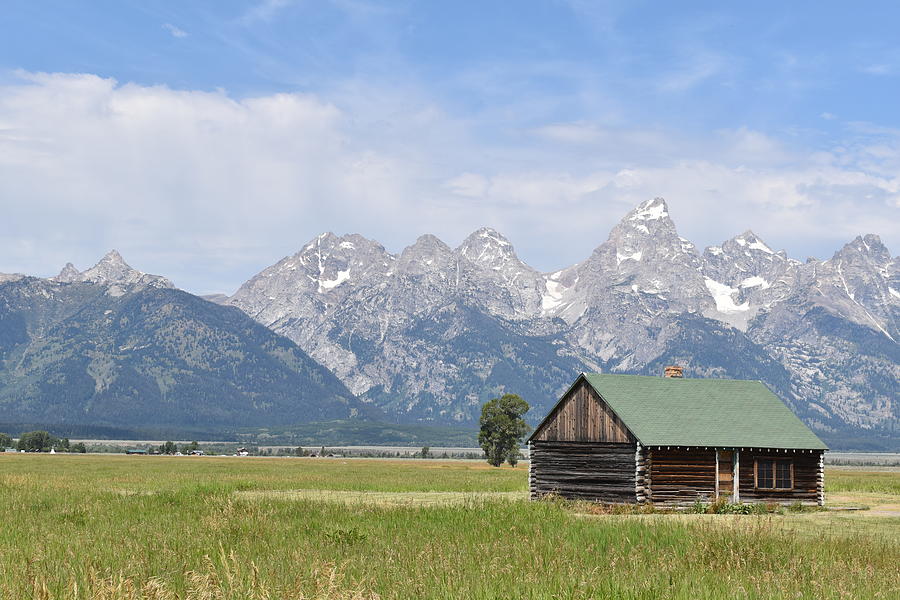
[629,197,668,221]
[541,278,567,312]
[319,269,351,292]
[740,276,771,289]
[616,250,643,265]
[704,277,749,313]
[749,240,774,254]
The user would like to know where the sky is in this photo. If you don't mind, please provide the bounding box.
[1,1,899,294]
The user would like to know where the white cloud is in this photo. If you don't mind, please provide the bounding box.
[162,23,188,38]
[0,72,423,291]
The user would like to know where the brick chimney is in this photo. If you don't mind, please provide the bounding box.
[664,365,683,378]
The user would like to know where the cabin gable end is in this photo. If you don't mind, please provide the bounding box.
[530,376,635,443]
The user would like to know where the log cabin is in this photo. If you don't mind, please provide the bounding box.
[527,367,827,506]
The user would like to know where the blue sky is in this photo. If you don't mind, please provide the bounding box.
[1,1,899,292]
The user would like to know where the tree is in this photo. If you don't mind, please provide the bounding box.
[0,433,12,450]
[71,442,87,453]
[16,430,57,452]
[159,441,178,455]
[181,441,199,454]
[478,394,530,467]
[419,446,430,459]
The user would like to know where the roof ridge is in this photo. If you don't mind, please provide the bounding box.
[586,372,765,384]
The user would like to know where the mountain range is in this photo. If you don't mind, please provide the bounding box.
[1,198,897,448]
[223,198,898,445]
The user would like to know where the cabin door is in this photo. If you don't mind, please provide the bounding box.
[716,451,734,499]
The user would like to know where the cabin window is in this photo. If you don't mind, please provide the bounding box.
[755,459,793,490]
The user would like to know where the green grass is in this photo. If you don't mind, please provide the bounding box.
[824,466,900,494]
[0,455,897,599]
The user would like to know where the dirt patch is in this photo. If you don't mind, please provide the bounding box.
[866,503,900,517]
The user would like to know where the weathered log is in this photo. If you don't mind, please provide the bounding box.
[530,441,637,503]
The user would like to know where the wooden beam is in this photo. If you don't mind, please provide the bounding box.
[715,450,720,498]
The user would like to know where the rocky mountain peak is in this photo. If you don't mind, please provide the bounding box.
[704,229,791,269]
[456,227,522,270]
[815,234,898,331]
[398,234,453,273]
[593,197,699,275]
[629,196,670,220]
[768,233,896,345]
[229,231,394,329]
[405,233,451,256]
[835,234,892,266]
[280,232,393,296]
[53,262,81,283]
[729,230,781,256]
[549,198,711,346]
[81,250,133,282]
[823,235,893,299]
[699,230,800,329]
[616,197,679,237]
[102,249,126,263]
[76,251,174,290]
[453,227,548,320]
[608,197,688,249]
[305,232,390,258]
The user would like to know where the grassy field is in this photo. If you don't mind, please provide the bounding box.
[0,455,898,599]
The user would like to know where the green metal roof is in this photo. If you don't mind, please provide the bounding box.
[551,373,826,450]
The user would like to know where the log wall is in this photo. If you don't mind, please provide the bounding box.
[531,378,634,443]
[647,448,717,505]
[530,441,637,503]
[737,450,823,505]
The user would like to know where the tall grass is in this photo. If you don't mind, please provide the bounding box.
[825,468,900,494]
[1,455,897,599]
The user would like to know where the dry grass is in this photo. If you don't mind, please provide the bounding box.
[25,551,380,600]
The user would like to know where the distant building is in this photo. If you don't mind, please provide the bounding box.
[126,449,148,455]
[528,368,827,506]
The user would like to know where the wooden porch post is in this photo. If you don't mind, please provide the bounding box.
[733,450,740,502]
